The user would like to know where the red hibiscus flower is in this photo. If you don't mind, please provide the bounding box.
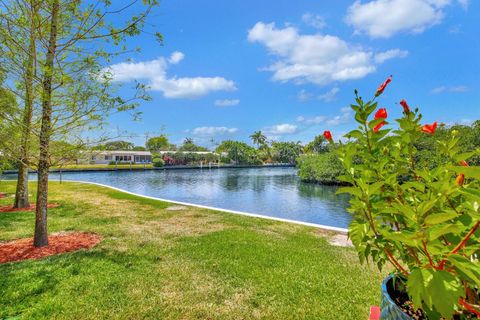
[400,99,410,113]
[374,108,388,119]
[375,76,392,97]
[421,122,438,134]
[373,122,385,133]
[323,130,333,143]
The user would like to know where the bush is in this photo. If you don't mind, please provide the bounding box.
[152,158,164,167]
[331,79,480,318]
[297,153,346,184]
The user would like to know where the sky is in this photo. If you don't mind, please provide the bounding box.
[104,0,480,148]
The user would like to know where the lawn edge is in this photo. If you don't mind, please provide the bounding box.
[50,179,349,234]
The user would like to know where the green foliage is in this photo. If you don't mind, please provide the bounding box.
[152,157,164,167]
[97,141,135,151]
[297,153,346,185]
[250,130,268,149]
[304,135,329,154]
[178,138,209,152]
[271,141,303,164]
[333,84,480,318]
[161,152,219,166]
[146,135,171,151]
[215,140,261,165]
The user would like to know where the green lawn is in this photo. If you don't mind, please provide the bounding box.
[51,163,154,170]
[0,181,386,319]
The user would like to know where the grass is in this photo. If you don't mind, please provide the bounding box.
[50,164,154,170]
[0,180,386,319]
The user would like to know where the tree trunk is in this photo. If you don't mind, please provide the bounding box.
[14,1,38,209]
[14,165,30,208]
[34,0,59,248]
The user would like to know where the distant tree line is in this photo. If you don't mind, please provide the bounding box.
[297,121,480,185]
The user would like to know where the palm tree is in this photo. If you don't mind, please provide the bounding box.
[184,137,194,145]
[250,131,267,149]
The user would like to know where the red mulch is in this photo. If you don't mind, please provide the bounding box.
[0,203,60,213]
[0,232,102,264]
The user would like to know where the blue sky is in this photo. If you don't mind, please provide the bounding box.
[105,0,480,148]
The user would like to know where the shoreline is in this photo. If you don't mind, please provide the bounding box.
[2,163,295,175]
[60,179,349,234]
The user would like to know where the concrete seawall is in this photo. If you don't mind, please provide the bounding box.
[3,163,296,175]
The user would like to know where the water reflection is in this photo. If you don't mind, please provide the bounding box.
[2,167,351,228]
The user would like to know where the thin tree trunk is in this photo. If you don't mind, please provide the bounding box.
[34,0,59,248]
[14,1,37,209]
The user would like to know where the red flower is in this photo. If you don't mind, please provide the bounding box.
[421,122,438,134]
[374,108,388,119]
[323,130,333,142]
[373,122,385,133]
[456,173,465,186]
[375,76,392,97]
[460,160,469,167]
[400,99,410,113]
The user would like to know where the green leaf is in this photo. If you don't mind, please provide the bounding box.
[345,129,363,140]
[354,112,365,125]
[424,211,458,226]
[450,165,480,180]
[383,231,418,247]
[337,186,362,197]
[368,118,386,130]
[407,269,462,319]
[408,269,433,308]
[454,151,476,163]
[460,188,480,203]
[367,181,384,195]
[449,254,480,287]
[428,223,464,241]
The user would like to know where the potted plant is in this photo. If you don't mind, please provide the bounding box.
[323,77,480,319]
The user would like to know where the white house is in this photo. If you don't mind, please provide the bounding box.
[82,150,221,165]
[86,151,152,164]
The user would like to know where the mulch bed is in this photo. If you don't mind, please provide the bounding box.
[0,203,60,213]
[0,232,102,264]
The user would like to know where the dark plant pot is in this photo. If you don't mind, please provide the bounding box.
[380,275,412,320]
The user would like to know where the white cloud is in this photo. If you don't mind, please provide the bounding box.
[318,87,340,102]
[327,107,352,125]
[192,126,238,136]
[169,51,185,64]
[297,89,313,102]
[214,99,240,107]
[346,0,466,38]
[430,85,469,94]
[374,49,409,63]
[264,123,298,135]
[302,13,327,29]
[247,22,405,86]
[103,52,236,99]
[297,115,327,125]
[458,0,469,9]
[297,107,352,126]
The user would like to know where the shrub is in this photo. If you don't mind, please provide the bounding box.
[327,78,480,318]
[152,158,164,167]
[297,153,346,185]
